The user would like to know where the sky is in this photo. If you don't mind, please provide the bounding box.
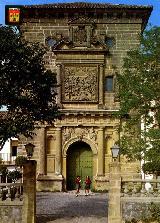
[0,0,159,26]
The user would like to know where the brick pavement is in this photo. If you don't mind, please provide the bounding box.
[36,191,108,223]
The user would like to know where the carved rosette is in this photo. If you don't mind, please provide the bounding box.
[62,127,98,145]
[62,65,98,102]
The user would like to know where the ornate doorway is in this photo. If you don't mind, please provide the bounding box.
[66,141,93,190]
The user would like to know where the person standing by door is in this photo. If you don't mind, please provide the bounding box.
[75,176,81,197]
[85,176,92,196]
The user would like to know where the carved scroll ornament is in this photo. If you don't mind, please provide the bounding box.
[62,127,97,145]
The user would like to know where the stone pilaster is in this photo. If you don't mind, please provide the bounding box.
[97,128,104,176]
[112,129,119,145]
[39,127,46,175]
[108,161,122,223]
[56,64,62,105]
[99,64,104,106]
[55,127,62,175]
[62,155,66,178]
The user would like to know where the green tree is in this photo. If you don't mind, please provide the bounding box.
[117,26,160,174]
[0,25,59,149]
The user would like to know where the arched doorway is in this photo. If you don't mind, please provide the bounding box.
[66,141,93,190]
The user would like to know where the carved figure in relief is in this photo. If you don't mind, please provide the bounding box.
[63,127,72,142]
[89,128,97,141]
[75,128,83,140]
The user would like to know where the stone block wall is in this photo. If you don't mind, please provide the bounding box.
[0,201,23,223]
[20,14,142,115]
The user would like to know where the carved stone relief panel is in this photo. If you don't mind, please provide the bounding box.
[62,127,98,145]
[62,65,98,103]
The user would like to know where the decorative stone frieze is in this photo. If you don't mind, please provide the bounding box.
[62,127,98,145]
[68,15,95,25]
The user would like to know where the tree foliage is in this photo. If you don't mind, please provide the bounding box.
[0,25,59,148]
[117,26,160,173]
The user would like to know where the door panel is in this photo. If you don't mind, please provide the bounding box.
[67,142,93,190]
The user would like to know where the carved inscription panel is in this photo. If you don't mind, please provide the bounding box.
[62,65,98,102]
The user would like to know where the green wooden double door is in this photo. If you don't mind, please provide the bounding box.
[67,141,93,190]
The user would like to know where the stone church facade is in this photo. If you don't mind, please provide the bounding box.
[18,2,152,191]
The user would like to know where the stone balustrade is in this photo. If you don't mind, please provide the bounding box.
[0,160,36,223]
[0,183,23,201]
[121,179,160,197]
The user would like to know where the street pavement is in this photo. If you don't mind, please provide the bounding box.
[36,190,108,223]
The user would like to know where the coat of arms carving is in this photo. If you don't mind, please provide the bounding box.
[73,25,87,45]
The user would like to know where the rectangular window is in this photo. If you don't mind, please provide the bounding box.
[105,76,114,91]
[12,146,17,156]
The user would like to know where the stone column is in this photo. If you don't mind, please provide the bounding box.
[97,128,104,176]
[22,160,37,223]
[57,64,62,105]
[62,155,67,191]
[99,64,104,106]
[39,127,46,175]
[55,127,62,175]
[108,161,122,223]
[62,156,66,178]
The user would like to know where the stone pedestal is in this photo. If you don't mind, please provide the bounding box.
[108,161,122,223]
[22,160,37,223]
[37,174,63,192]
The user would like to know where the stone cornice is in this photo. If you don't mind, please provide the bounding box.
[23,2,152,10]
[60,109,119,116]
[53,48,109,53]
[22,3,152,31]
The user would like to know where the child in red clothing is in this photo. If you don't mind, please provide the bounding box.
[85,176,92,196]
[75,176,81,196]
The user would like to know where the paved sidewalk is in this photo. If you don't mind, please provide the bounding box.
[36,191,108,223]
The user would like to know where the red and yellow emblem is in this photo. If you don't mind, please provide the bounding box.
[8,8,20,23]
[5,5,22,25]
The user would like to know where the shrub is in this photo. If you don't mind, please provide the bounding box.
[15,156,27,167]
[7,170,22,183]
